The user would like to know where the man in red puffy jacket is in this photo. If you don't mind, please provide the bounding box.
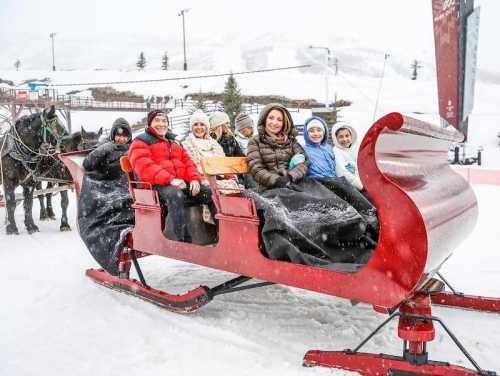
[128,110,216,242]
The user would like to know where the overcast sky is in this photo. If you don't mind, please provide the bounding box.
[0,0,498,72]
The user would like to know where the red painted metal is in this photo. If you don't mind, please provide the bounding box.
[303,351,485,375]
[303,295,491,375]
[432,0,460,130]
[59,112,478,310]
[85,268,211,313]
[432,291,500,314]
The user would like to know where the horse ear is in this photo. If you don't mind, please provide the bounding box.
[81,126,87,136]
[47,105,55,118]
[98,127,103,137]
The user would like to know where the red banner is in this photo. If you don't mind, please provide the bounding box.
[432,0,460,129]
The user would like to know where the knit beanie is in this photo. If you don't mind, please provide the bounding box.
[235,112,254,132]
[209,111,230,130]
[147,110,168,127]
[189,109,210,129]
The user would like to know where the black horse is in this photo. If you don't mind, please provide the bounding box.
[36,126,102,230]
[0,106,67,234]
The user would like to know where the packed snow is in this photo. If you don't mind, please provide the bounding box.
[1,184,499,375]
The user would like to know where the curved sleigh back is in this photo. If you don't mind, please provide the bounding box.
[359,112,478,297]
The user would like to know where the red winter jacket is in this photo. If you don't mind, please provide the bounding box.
[128,130,201,186]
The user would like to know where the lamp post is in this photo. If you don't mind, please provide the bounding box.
[49,32,56,71]
[309,45,331,108]
[178,9,190,71]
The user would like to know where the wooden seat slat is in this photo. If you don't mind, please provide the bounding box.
[201,157,249,176]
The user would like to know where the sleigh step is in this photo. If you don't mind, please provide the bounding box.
[431,291,500,314]
[303,351,496,375]
[85,268,212,313]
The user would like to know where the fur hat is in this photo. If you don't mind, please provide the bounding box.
[189,109,210,129]
[235,112,254,132]
[209,111,230,130]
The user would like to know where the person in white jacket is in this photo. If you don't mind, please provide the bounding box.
[332,123,363,191]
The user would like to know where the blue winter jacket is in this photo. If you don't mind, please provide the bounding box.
[303,116,337,178]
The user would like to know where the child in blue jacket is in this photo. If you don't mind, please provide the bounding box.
[303,116,378,233]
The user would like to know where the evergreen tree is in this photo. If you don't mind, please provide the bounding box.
[194,95,206,111]
[222,73,243,128]
[161,52,169,70]
[14,59,21,71]
[137,52,146,70]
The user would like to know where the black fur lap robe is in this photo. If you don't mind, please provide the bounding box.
[247,179,376,267]
[78,141,134,275]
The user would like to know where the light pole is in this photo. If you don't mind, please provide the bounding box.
[309,45,331,108]
[49,32,56,71]
[178,9,190,71]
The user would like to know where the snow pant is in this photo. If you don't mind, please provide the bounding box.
[156,184,217,242]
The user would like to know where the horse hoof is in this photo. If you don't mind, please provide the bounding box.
[6,224,20,235]
[40,216,49,221]
[26,225,40,234]
[60,225,72,232]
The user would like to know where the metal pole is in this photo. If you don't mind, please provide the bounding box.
[325,49,330,108]
[309,45,330,109]
[372,53,389,121]
[50,33,56,71]
[179,10,188,71]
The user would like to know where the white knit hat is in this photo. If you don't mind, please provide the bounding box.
[189,109,210,129]
[209,111,230,130]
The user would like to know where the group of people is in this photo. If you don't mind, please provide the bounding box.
[81,103,375,272]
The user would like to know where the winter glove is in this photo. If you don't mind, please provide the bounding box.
[190,180,201,196]
[274,174,291,188]
[289,154,305,169]
[171,178,187,190]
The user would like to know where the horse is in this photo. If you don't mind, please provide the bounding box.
[0,106,68,234]
[35,126,102,231]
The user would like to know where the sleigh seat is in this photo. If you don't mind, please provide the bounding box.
[119,156,217,245]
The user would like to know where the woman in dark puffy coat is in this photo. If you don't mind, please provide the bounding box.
[246,103,308,192]
[83,118,132,178]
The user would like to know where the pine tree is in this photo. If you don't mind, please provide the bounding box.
[222,73,243,128]
[137,52,146,70]
[194,95,206,111]
[14,59,21,71]
[161,52,169,71]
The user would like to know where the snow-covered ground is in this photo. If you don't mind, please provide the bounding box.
[1,35,500,375]
[1,184,500,375]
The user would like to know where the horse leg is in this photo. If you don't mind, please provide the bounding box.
[59,189,71,231]
[37,181,48,220]
[4,183,19,235]
[23,183,39,234]
[46,182,56,220]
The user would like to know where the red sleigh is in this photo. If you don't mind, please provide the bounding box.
[60,112,498,375]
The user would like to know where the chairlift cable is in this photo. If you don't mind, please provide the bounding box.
[49,65,312,87]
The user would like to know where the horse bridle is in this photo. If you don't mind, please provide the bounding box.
[40,112,71,152]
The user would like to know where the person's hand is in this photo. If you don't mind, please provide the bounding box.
[171,178,187,190]
[190,180,201,196]
[274,174,291,188]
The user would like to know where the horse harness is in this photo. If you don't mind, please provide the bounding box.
[1,113,71,185]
